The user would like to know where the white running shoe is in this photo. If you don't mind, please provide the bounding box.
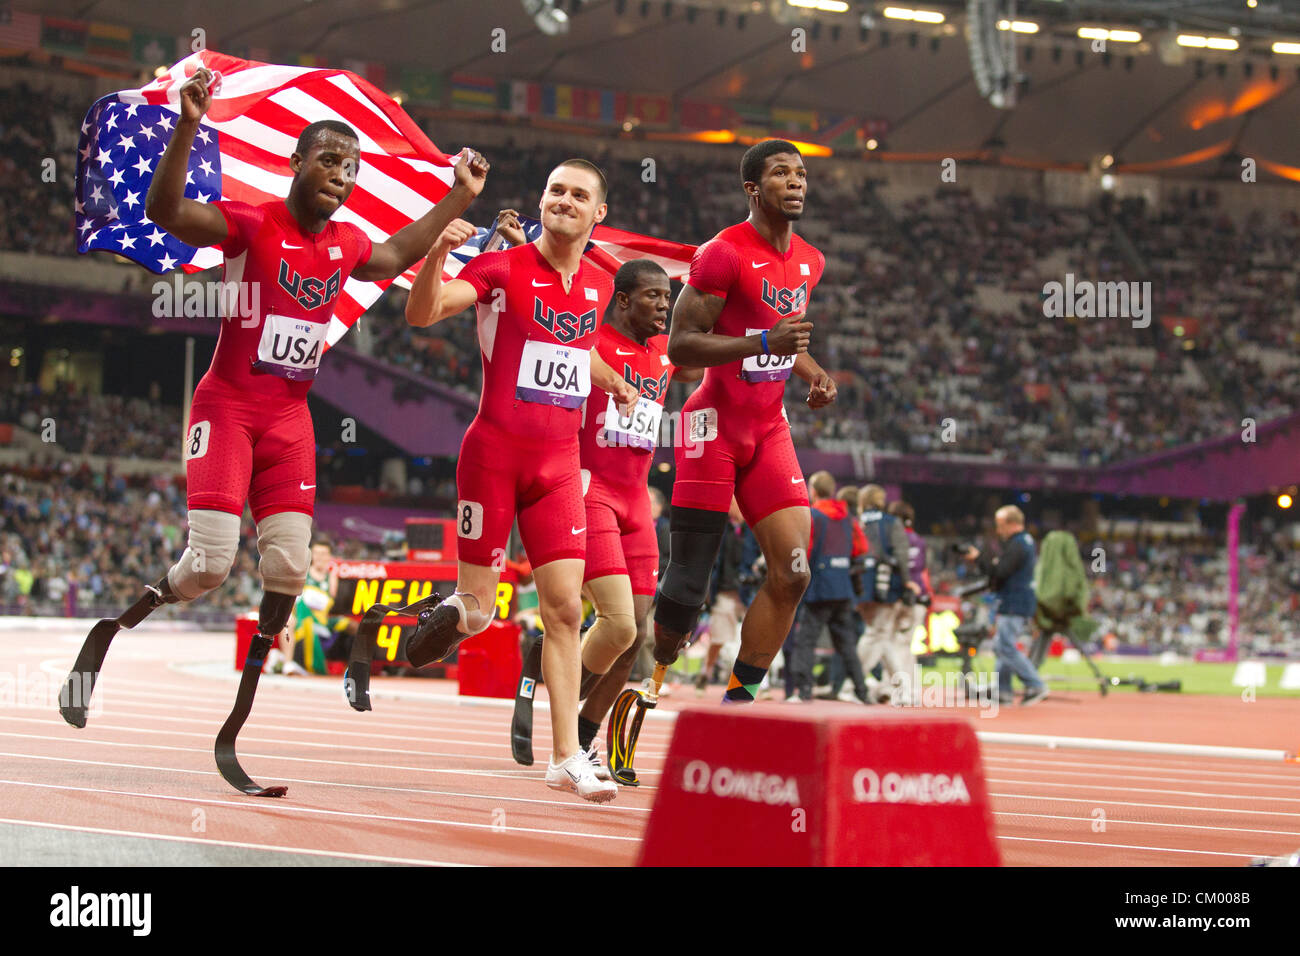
[547,750,618,803]
[583,743,613,782]
[265,648,285,674]
[283,660,307,677]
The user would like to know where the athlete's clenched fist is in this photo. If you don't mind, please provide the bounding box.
[765,312,813,356]
[454,148,490,197]
[178,67,216,123]
[806,372,837,409]
[431,218,477,255]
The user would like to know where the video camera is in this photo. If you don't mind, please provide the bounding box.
[901,588,932,608]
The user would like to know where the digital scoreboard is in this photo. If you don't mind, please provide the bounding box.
[333,560,521,666]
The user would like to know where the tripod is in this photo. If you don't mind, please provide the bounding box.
[1030,612,1108,696]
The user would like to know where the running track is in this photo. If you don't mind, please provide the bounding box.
[1,626,1297,866]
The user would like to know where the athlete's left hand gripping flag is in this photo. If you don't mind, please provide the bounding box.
[74,49,456,349]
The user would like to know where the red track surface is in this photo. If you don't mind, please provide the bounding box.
[2,627,1298,866]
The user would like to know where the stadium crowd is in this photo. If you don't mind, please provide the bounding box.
[0,462,383,621]
[0,384,181,460]
[5,79,1299,466]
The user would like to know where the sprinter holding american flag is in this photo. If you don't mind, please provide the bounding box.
[59,63,490,799]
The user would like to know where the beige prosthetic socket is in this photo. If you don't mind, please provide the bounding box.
[580,575,639,675]
[166,509,242,601]
[256,511,313,595]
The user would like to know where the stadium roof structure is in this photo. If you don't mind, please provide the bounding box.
[19,0,1300,174]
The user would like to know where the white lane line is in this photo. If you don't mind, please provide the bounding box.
[0,713,642,762]
[995,835,1259,859]
[986,776,1300,804]
[0,716,671,763]
[0,750,662,799]
[16,688,676,744]
[0,779,642,842]
[0,734,662,788]
[0,816,475,867]
[978,731,1293,763]
[980,751,1300,781]
[159,663,684,725]
[0,732,552,782]
[981,762,1300,792]
[992,810,1300,838]
[990,791,1300,817]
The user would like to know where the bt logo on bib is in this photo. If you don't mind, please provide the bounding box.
[532,299,598,344]
[760,278,808,317]
[278,261,342,311]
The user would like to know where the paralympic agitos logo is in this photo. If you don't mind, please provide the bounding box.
[533,298,598,344]
[761,278,808,317]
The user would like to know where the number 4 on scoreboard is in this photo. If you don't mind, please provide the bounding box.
[377,625,402,662]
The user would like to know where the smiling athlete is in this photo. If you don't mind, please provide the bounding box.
[404,160,638,802]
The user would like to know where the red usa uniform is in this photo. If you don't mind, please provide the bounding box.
[673,221,826,523]
[185,199,372,520]
[455,243,613,567]
[578,324,676,595]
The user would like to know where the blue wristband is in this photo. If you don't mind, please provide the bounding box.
[760,330,770,354]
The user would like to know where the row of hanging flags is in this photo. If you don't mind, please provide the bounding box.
[74,51,700,349]
[3,10,888,147]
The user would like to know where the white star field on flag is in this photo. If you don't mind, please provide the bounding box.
[75,98,222,274]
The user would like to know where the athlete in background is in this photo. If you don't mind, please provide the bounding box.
[571,259,700,775]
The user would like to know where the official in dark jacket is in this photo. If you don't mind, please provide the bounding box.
[964,505,1048,706]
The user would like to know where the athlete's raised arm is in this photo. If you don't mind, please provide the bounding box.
[356,148,489,282]
[405,219,480,327]
[144,69,229,248]
[667,285,811,369]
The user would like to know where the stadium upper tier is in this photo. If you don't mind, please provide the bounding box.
[2,82,1298,483]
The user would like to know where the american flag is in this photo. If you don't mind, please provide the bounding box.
[75,49,456,349]
[75,50,697,349]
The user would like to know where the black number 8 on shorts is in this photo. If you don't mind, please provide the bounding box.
[457,500,484,540]
[185,421,211,461]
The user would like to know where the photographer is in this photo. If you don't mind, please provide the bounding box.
[856,485,920,701]
[962,505,1049,706]
[787,472,872,704]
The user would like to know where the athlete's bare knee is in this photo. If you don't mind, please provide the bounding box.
[766,562,811,606]
[539,596,583,636]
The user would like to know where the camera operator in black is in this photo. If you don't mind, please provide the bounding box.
[856,485,921,697]
[787,472,872,703]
